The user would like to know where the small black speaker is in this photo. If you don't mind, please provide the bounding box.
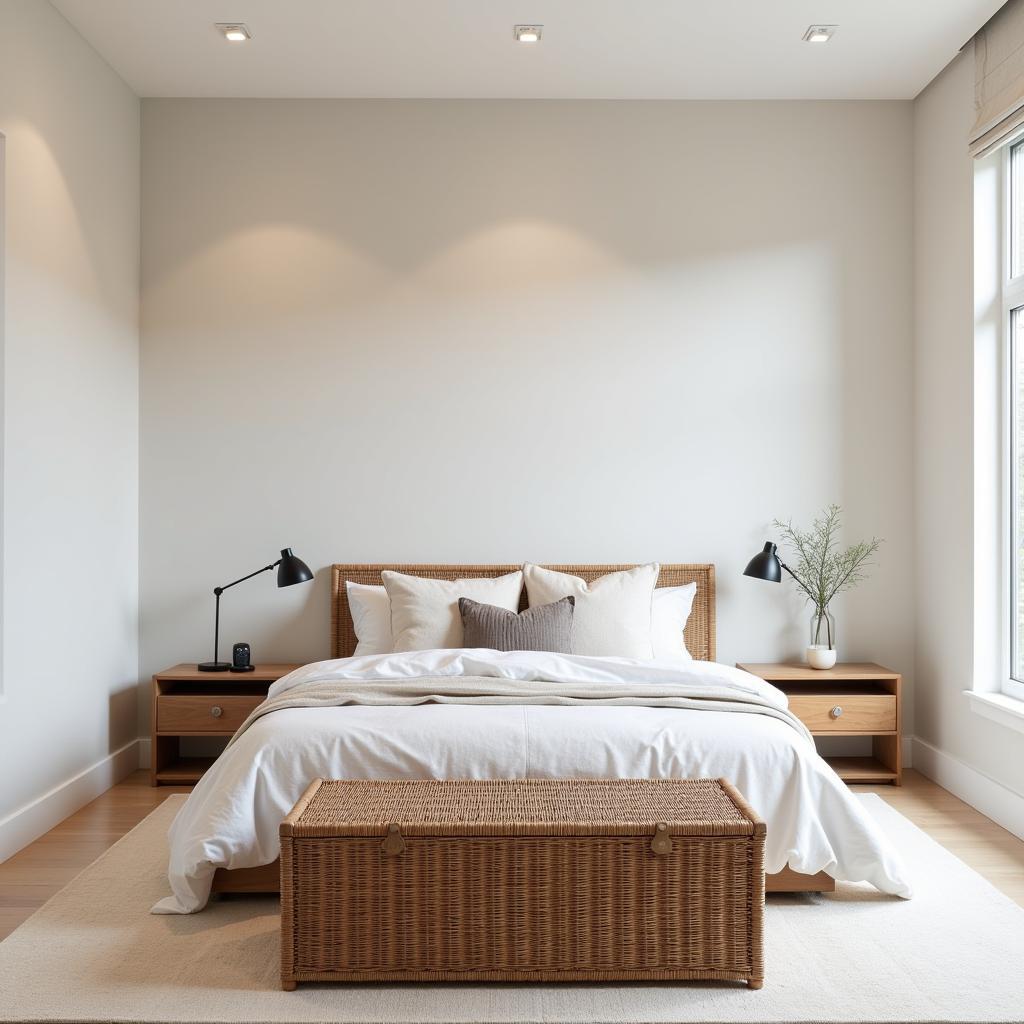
[231,642,254,672]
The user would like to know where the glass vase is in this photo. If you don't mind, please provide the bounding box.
[806,607,837,669]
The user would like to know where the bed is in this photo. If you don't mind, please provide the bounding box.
[153,563,912,914]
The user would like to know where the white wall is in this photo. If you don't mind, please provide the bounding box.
[913,49,1024,815]
[140,98,915,717]
[0,0,140,853]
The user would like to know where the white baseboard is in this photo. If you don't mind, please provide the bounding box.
[137,737,151,770]
[0,739,141,863]
[912,736,1024,841]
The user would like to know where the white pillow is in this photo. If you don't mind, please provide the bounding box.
[350,572,694,659]
[651,583,697,660]
[382,570,524,652]
[346,581,392,656]
[523,563,659,659]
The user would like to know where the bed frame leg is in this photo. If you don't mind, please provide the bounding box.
[747,979,764,990]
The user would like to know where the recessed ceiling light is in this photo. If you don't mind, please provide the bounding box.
[802,25,836,43]
[514,25,543,44]
[216,23,251,43]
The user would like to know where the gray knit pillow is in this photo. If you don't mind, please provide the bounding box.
[458,596,575,653]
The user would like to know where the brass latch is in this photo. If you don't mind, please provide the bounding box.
[381,823,406,856]
[650,822,673,856]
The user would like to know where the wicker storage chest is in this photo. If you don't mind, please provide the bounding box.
[280,777,765,989]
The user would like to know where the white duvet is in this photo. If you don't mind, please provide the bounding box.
[153,651,912,913]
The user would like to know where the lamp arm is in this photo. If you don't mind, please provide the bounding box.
[778,560,799,583]
[778,559,821,605]
[207,561,276,667]
[214,562,276,596]
[204,555,293,669]
[212,589,221,666]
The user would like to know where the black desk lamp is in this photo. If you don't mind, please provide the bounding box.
[742,541,798,585]
[198,548,314,672]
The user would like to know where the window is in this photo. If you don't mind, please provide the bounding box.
[0,131,4,701]
[1005,140,1024,700]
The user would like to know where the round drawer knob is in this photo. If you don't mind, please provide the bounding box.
[830,705,843,720]
[210,705,224,719]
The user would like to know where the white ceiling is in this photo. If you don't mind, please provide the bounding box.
[51,0,1002,100]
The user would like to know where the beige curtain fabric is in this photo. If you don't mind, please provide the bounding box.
[971,0,1024,158]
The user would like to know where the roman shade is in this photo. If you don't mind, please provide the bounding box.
[971,0,1024,158]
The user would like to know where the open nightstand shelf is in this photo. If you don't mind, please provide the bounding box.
[153,756,218,786]
[736,662,903,786]
[822,755,899,783]
[150,663,303,786]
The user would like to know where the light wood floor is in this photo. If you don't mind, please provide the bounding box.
[0,769,1022,941]
[0,774,188,940]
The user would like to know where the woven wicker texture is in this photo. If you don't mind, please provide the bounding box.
[331,563,716,661]
[283,778,761,837]
[280,778,764,987]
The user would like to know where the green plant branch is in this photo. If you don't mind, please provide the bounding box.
[772,504,882,616]
[782,561,821,606]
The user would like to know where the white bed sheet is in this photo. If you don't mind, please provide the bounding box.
[153,651,912,913]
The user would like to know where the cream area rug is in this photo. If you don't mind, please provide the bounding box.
[0,795,1022,1024]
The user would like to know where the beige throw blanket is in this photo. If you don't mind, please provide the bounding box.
[229,673,814,748]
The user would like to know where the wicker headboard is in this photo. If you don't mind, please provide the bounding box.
[331,564,716,662]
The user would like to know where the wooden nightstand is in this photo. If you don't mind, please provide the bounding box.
[150,663,303,786]
[736,662,902,786]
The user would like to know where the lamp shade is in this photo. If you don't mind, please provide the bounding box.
[743,542,782,583]
[276,548,314,588]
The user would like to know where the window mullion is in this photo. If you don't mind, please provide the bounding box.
[1005,277,1024,308]
[1005,143,1022,694]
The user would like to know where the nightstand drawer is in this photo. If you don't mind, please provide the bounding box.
[787,692,896,732]
[157,694,264,733]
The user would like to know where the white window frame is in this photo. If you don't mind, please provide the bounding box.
[966,142,1024,732]
[0,131,4,702]
[965,134,1024,733]
[1001,138,1024,702]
